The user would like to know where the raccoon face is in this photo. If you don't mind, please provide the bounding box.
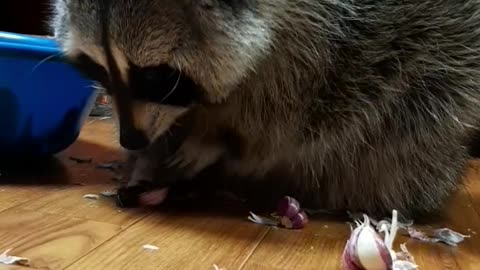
[50,0,275,151]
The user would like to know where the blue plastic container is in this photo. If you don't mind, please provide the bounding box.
[0,31,96,157]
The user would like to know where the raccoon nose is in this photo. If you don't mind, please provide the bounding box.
[119,128,149,150]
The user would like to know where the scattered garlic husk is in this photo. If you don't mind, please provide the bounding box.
[406,227,439,243]
[95,161,123,171]
[213,264,226,270]
[248,212,279,227]
[395,244,416,264]
[391,244,419,270]
[142,244,160,251]
[432,228,470,247]
[100,190,118,197]
[392,260,419,270]
[0,249,30,266]
[342,210,418,270]
[405,227,469,247]
[83,194,100,200]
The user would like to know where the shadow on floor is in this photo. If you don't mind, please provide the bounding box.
[0,139,120,186]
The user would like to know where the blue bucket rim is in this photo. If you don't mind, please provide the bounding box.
[0,31,62,58]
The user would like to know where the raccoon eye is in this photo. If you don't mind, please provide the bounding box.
[129,64,202,107]
[70,53,110,89]
[141,66,177,85]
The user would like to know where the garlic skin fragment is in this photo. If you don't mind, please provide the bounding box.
[432,228,470,246]
[393,260,418,270]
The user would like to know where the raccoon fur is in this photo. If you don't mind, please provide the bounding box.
[50,0,480,219]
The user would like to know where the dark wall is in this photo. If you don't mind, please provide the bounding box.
[0,1,51,35]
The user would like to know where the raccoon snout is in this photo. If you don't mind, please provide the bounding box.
[119,127,149,151]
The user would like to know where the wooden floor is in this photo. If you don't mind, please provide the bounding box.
[1,118,480,270]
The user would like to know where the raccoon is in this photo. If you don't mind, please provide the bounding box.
[50,0,480,219]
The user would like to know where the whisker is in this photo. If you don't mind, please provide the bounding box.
[160,71,182,103]
[29,52,63,74]
[90,82,106,91]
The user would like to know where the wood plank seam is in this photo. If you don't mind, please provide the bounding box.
[238,227,271,270]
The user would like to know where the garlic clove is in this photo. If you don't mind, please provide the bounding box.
[290,210,309,229]
[276,196,301,218]
[342,215,393,270]
[280,210,308,229]
[356,225,393,270]
[342,239,363,270]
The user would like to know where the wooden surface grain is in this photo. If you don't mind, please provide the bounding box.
[0,118,479,270]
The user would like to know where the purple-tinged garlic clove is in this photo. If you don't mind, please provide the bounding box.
[356,225,393,269]
[276,196,301,218]
[342,239,363,270]
[280,210,309,229]
[342,215,393,270]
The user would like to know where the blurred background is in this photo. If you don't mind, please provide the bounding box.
[0,1,50,35]
[0,1,112,117]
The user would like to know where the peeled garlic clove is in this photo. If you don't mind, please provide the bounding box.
[343,215,393,270]
[356,226,393,269]
[276,196,301,218]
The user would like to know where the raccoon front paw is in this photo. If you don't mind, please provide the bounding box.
[116,180,171,208]
[115,180,155,208]
[138,188,169,206]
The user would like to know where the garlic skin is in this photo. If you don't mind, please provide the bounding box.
[393,260,418,270]
[342,240,362,270]
[432,228,470,246]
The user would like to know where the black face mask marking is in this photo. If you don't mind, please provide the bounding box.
[128,64,202,107]
[70,53,110,92]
